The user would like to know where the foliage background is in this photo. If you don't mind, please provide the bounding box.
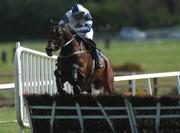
[1,0,180,40]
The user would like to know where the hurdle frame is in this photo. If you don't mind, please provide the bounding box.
[14,42,73,133]
[24,95,180,133]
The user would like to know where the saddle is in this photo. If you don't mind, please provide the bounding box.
[75,35,101,52]
[75,35,103,69]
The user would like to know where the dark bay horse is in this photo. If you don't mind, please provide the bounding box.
[46,25,114,95]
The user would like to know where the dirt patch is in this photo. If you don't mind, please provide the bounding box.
[0,99,14,107]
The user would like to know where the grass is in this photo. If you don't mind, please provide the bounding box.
[1,39,180,76]
[0,40,47,72]
[0,107,30,133]
[0,41,47,83]
[0,89,14,100]
[0,107,18,133]
[98,39,180,72]
[0,40,180,76]
[0,39,180,94]
[1,39,180,93]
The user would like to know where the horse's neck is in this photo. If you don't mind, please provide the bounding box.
[64,30,73,41]
[60,31,81,56]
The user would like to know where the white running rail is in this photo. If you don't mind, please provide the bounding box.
[114,71,180,95]
[0,83,14,90]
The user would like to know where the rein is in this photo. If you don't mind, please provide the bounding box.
[59,35,90,59]
[49,35,75,50]
[60,35,75,48]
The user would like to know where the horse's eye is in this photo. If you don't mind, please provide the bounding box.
[58,29,63,35]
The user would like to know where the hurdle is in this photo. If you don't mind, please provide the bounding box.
[14,42,72,133]
[24,95,180,133]
[14,42,180,133]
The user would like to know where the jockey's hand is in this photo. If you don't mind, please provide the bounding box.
[71,29,76,35]
[64,24,76,35]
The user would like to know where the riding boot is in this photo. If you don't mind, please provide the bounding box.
[94,49,104,68]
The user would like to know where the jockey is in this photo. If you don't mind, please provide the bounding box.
[58,4,103,68]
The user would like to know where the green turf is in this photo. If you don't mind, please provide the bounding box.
[98,39,180,72]
[0,89,14,100]
[0,107,30,133]
[0,39,180,81]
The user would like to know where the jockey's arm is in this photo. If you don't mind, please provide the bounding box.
[76,21,92,33]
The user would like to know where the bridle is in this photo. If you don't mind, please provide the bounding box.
[48,26,75,50]
[48,26,90,58]
[48,35,75,51]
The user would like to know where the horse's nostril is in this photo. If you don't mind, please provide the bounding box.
[47,51,53,57]
[46,47,54,57]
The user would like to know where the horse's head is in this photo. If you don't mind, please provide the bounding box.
[46,25,66,56]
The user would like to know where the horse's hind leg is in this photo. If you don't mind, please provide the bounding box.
[103,70,115,95]
[103,81,114,95]
[54,69,67,95]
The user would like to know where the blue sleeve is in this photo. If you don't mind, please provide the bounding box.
[59,14,69,26]
[85,13,92,21]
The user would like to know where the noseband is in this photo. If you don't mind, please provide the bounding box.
[49,35,75,50]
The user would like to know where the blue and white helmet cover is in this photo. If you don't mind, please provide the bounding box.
[72,4,86,15]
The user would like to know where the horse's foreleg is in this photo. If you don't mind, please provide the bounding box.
[54,69,67,95]
[72,64,81,95]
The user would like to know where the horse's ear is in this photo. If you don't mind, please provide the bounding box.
[50,19,58,26]
[63,24,69,31]
[61,27,66,32]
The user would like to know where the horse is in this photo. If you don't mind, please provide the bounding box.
[46,24,114,95]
